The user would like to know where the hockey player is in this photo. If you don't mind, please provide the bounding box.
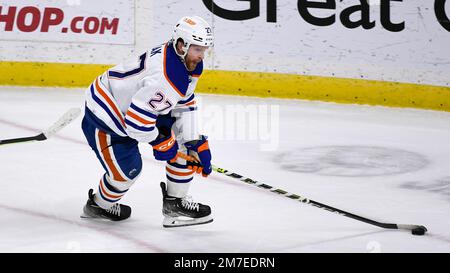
[80,16,214,227]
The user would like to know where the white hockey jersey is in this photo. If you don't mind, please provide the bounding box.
[85,42,201,143]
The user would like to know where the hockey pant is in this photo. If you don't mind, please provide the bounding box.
[81,108,193,209]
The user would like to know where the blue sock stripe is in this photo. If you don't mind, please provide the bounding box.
[167,161,188,169]
[97,186,120,203]
[102,174,129,194]
[166,175,193,183]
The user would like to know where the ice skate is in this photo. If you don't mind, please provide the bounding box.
[81,189,131,221]
[160,182,213,227]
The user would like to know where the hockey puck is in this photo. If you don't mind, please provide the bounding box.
[411,226,427,236]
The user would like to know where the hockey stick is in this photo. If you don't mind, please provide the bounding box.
[176,152,427,236]
[213,165,428,236]
[0,108,81,146]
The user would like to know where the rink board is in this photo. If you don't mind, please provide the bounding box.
[1,61,450,112]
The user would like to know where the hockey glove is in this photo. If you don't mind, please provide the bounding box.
[149,112,178,161]
[184,135,212,177]
[149,129,178,161]
[155,112,176,130]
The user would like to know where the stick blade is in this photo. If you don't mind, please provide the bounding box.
[42,108,81,139]
[397,224,428,235]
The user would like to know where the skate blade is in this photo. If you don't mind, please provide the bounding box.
[80,212,109,221]
[80,207,109,221]
[163,215,213,228]
[80,212,97,219]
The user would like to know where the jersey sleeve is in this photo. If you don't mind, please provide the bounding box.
[170,60,203,142]
[173,104,200,143]
[171,77,202,143]
[174,91,197,113]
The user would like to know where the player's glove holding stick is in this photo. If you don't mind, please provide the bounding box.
[149,114,178,161]
[183,135,212,177]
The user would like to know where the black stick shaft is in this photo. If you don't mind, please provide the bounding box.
[213,166,401,230]
[305,199,397,229]
[0,133,46,146]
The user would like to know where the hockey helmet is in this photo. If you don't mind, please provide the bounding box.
[171,16,214,58]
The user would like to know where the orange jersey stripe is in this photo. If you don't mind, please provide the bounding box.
[185,100,196,106]
[126,110,156,125]
[95,78,125,127]
[98,131,126,182]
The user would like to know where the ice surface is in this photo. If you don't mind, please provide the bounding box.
[0,86,449,253]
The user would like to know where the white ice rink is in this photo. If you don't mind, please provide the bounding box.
[1,86,450,253]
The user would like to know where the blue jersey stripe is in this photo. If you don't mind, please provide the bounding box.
[125,118,155,132]
[178,94,195,104]
[129,103,158,119]
[84,106,121,136]
[108,52,147,79]
[90,85,127,135]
